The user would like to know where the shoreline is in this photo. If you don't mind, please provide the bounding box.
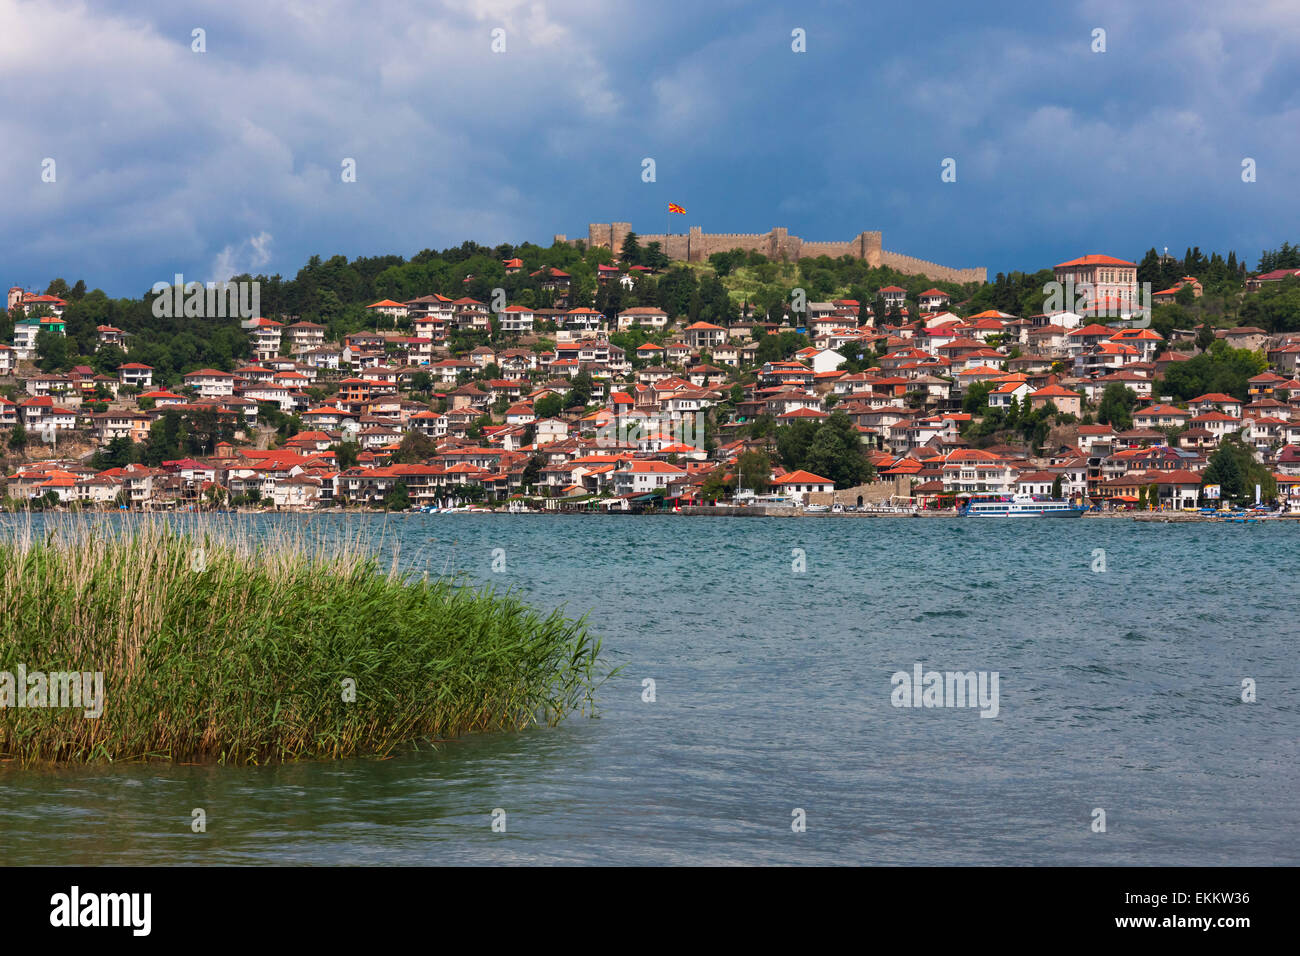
[7,508,1293,523]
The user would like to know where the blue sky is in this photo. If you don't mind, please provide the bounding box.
[3,0,1298,296]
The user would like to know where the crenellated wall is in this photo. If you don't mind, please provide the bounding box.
[878,250,985,285]
[565,224,982,283]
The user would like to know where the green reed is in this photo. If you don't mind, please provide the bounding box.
[0,514,608,764]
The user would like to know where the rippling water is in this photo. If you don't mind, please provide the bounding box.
[2,514,1297,864]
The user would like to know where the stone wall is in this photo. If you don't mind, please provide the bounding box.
[878,250,985,285]
[565,224,982,283]
[807,477,914,507]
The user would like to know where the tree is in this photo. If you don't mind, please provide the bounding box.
[564,371,594,408]
[644,241,669,270]
[735,450,772,493]
[1203,435,1275,504]
[1051,474,1063,499]
[620,232,641,266]
[333,441,360,470]
[384,481,411,511]
[35,330,70,372]
[7,422,26,450]
[392,431,435,464]
[1097,383,1138,430]
[521,453,545,489]
[963,381,995,413]
[778,412,872,489]
[1158,341,1266,402]
[534,393,564,419]
[1195,324,1215,352]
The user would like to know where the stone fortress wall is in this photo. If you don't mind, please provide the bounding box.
[553,223,985,285]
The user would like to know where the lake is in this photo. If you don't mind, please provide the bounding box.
[2,514,1296,864]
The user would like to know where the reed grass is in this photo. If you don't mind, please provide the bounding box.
[0,513,608,764]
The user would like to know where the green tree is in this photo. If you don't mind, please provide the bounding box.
[1158,341,1266,402]
[35,330,70,372]
[735,449,772,493]
[1097,383,1138,430]
[564,371,594,408]
[7,422,27,450]
[963,381,995,413]
[333,441,360,469]
[620,232,641,266]
[392,431,435,463]
[384,480,411,511]
[521,453,545,489]
[1203,435,1275,504]
[535,393,564,419]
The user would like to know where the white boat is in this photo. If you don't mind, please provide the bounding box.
[804,504,831,513]
[960,493,1085,517]
[733,490,797,508]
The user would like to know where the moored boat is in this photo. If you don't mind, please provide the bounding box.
[960,493,1085,517]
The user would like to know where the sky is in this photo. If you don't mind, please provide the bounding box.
[3,0,1298,297]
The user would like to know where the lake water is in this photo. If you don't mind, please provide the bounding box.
[2,514,1297,865]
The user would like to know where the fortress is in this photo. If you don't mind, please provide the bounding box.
[554,223,986,285]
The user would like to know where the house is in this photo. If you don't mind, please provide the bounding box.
[11,317,66,360]
[1245,268,1300,293]
[918,288,951,311]
[608,459,685,496]
[941,449,1018,494]
[244,317,283,361]
[561,308,606,333]
[285,321,326,354]
[617,307,670,331]
[683,321,729,350]
[1151,276,1203,305]
[117,363,155,389]
[987,380,1032,408]
[183,368,235,397]
[1188,411,1243,441]
[772,469,835,501]
[1219,326,1268,351]
[89,412,152,445]
[366,299,409,319]
[534,418,569,445]
[877,286,907,310]
[1188,393,1244,418]
[498,305,535,333]
[1077,424,1115,452]
[1028,384,1082,416]
[1133,404,1191,430]
[1107,328,1164,361]
[10,291,67,317]
[96,325,127,350]
[1053,255,1140,316]
[1014,470,1061,496]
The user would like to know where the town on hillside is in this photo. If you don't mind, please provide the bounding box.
[3,241,1300,515]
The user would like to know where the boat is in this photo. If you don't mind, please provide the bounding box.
[960,493,1086,517]
[732,490,797,508]
[804,504,831,513]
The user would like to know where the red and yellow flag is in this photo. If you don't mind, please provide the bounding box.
[668,202,685,214]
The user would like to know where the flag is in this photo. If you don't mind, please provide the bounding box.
[668,203,685,214]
